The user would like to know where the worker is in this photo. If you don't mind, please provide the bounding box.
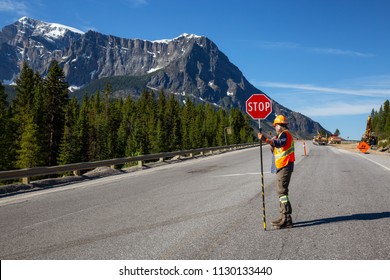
[258,115,295,229]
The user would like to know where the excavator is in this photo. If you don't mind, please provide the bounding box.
[360,116,378,150]
[313,131,328,145]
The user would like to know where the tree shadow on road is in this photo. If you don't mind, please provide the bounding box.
[293,212,390,228]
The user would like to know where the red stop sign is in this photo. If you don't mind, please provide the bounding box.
[246,94,272,119]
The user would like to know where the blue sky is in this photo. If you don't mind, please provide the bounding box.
[1,0,389,140]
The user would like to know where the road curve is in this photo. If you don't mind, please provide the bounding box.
[0,142,389,260]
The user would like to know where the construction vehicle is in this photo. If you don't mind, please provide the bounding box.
[329,134,342,144]
[360,116,378,150]
[313,131,328,145]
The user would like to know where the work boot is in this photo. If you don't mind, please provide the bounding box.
[271,215,283,226]
[273,215,293,229]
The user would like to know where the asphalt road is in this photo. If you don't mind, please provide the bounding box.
[0,142,389,260]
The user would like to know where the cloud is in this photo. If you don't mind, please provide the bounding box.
[0,0,28,15]
[310,47,375,57]
[298,102,380,117]
[123,0,148,7]
[257,40,375,58]
[254,79,388,117]
[257,81,390,97]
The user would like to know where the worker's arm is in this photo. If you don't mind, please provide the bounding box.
[258,132,287,147]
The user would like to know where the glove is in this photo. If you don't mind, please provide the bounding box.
[258,133,267,142]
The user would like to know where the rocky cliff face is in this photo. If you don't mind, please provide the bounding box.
[0,17,328,137]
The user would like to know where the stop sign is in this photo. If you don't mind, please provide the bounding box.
[246,94,272,119]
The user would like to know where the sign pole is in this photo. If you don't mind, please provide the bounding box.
[259,119,267,231]
[245,93,272,232]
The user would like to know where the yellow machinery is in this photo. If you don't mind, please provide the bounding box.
[360,116,378,150]
[313,131,328,145]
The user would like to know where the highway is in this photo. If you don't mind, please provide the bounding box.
[0,142,389,260]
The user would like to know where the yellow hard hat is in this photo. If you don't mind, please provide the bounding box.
[273,115,288,126]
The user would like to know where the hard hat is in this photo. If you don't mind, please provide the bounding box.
[273,115,288,126]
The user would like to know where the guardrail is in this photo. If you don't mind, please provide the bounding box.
[0,143,259,184]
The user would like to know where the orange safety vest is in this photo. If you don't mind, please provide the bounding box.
[274,130,295,169]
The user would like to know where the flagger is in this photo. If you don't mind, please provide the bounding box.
[258,115,295,229]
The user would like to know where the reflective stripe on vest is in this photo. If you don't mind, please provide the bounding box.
[279,195,289,203]
[274,130,295,169]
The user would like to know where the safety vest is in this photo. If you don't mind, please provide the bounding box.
[274,130,295,169]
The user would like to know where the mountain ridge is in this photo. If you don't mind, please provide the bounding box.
[0,17,330,138]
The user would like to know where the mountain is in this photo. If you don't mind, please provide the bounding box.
[0,17,329,138]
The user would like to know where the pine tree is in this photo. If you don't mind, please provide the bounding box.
[12,62,35,119]
[16,114,42,169]
[102,82,115,158]
[43,61,69,166]
[133,90,156,154]
[203,103,217,147]
[0,82,16,170]
[58,97,80,164]
[216,108,229,146]
[181,98,195,150]
[371,99,390,145]
[165,94,181,151]
[12,63,44,169]
[88,91,101,160]
[154,90,168,153]
[78,95,91,162]
[229,108,244,144]
[117,97,136,157]
[191,104,205,148]
[32,72,48,165]
[12,62,36,142]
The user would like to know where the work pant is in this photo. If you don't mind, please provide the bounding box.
[276,166,293,215]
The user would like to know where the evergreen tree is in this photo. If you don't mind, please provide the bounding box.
[16,114,42,168]
[58,97,80,164]
[240,114,254,143]
[371,99,390,144]
[0,82,16,170]
[216,108,229,146]
[12,62,35,126]
[203,103,217,147]
[117,97,136,157]
[154,90,168,153]
[165,94,181,151]
[12,63,44,169]
[102,82,117,158]
[32,72,48,165]
[133,91,154,154]
[229,108,244,144]
[191,104,205,148]
[181,98,195,150]
[88,91,101,160]
[43,61,69,166]
[78,95,91,162]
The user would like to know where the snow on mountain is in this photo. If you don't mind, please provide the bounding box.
[152,33,203,44]
[18,16,84,40]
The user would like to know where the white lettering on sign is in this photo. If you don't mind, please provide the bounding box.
[247,101,271,112]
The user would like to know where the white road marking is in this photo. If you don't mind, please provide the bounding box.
[213,172,270,177]
[356,153,390,171]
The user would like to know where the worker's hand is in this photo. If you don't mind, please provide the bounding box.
[258,133,266,142]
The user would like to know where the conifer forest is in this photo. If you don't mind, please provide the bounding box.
[0,61,255,172]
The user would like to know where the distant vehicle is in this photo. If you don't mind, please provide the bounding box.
[313,131,328,145]
[329,134,342,144]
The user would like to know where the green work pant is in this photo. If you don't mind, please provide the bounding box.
[276,166,293,215]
